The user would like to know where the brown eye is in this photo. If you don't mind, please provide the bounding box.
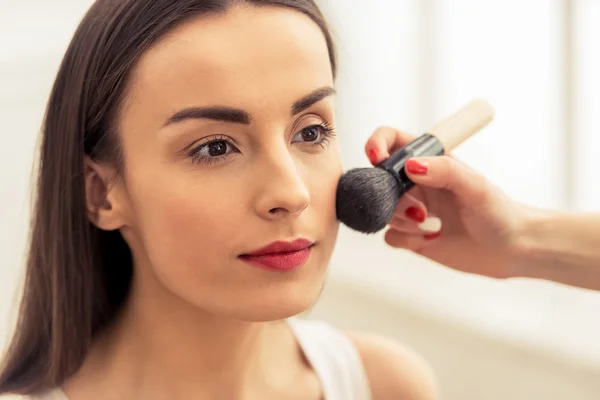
[292,125,325,143]
[207,141,228,156]
[189,136,239,165]
[301,126,320,142]
[291,123,336,149]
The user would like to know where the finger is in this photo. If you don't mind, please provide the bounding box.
[392,193,443,233]
[384,228,443,251]
[393,193,427,224]
[364,127,418,165]
[388,217,425,234]
[384,229,426,252]
[389,212,443,234]
[384,228,443,253]
[404,156,490,207]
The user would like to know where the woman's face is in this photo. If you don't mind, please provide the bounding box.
[113,5,341,321]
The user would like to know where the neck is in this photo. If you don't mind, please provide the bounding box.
[76,268,304,399]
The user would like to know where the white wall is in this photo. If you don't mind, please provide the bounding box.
[1,1,599,398]
[0,0,98,345]
[574,0,600,210]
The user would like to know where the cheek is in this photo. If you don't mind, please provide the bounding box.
[310,143,342,208]
[306,144,343,240]
[159,192,235,253]
[127,169,243,285]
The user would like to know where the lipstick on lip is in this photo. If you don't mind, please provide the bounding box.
[239,238,314,271]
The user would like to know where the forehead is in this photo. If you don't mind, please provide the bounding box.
[126,5,333,119]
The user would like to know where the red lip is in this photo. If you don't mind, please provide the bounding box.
[243,239,313,256]
[239,239,314,271]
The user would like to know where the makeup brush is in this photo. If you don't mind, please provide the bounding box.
[336,99,495,234]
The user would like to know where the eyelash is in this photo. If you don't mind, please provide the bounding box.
[188,122,337,165]
[188,135,234,166]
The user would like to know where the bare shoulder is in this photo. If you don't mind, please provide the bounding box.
[346,331,438,400]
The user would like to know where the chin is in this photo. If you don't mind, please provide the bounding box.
[228,280,325,322]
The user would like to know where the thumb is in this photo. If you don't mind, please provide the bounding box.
[405,156,490,206]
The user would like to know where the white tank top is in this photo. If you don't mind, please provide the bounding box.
[30,318,372,400]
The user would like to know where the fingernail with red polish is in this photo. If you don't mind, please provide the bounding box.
[406,159,428,175]
[368,148,379,165]
[405,207,426,223]
[424,231,441,241]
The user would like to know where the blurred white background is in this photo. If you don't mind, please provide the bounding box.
[1,0,599,399]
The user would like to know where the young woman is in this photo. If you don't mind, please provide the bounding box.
[0,1,437,399]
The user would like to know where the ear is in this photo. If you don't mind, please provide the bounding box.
[84,157,127,231]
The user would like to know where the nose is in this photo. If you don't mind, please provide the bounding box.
[254,152,310,220]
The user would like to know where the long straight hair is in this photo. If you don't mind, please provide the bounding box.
[0,0,336,394]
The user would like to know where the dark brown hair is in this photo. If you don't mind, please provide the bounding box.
[0,0,336,395]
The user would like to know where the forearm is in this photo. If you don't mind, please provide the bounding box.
[513,210,600,291]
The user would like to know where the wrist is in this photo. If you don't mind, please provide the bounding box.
[506,208,600,290]
[509,207,555,279]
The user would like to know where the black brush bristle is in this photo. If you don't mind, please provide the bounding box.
[335,167,400,234]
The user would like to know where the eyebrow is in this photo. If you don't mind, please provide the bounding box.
[291,86,336,115]
[163,86,336,126]
[165,106,251,126]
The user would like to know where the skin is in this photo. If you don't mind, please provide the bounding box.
[76,4,438,400]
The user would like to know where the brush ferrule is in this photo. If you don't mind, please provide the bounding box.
[377,133,444,195]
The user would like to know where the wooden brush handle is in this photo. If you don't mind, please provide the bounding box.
[427,99,495,153]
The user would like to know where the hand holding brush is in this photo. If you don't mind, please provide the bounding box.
[336,99,529,278]
[336,98,600,290]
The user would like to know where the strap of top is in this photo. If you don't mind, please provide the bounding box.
[288,318,373,400]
